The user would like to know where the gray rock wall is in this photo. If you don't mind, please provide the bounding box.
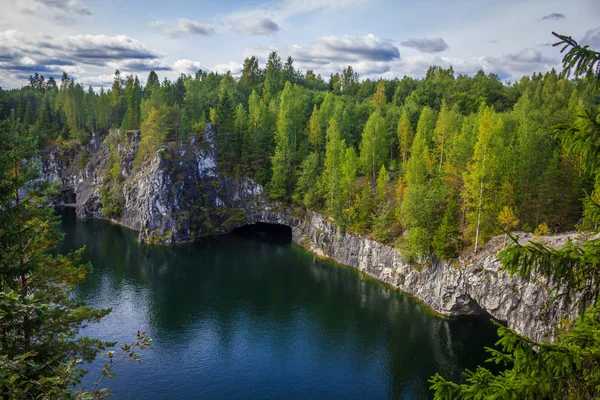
[40,125,581,343]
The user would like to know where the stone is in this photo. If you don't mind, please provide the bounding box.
[40,124,582,343]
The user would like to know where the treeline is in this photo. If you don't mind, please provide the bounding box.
[1,52,598,261]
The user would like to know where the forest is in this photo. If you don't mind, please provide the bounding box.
[1,52,598,262]
[1,28,600,398]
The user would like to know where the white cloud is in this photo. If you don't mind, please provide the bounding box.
[400,37,449,53]
[276,0,370,20]
[15,0,91,24]
[173,59,209,75]
[581,27,600,49]
[151,18,214,38]
[291,34,400,63]
[231,16,279,35]
[506,48,542,63]
[242,45,277,64]
[77,74,115,88]
[480,48,556,79]
[59,34,160,64]
[34,0,91,15]
[0,30,167,86]
[107,59,171,72]
[213,62,243,75]
[540,12,565,20]
[226,0,370,35]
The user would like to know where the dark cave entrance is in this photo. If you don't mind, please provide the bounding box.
[60,187,76,205]
[229,223,292,242]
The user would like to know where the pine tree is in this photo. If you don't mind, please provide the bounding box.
[294,152,321,209]
[122,75,141,131]
[0,113,112,397]
[263,52,282,103]
[231,103,247,168]
[351,181,373,233]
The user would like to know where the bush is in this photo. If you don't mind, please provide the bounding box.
[407,226,431,261]
[534,222,552,236]
[100,183,125,219]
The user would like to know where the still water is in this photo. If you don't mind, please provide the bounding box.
[57,209,499,399]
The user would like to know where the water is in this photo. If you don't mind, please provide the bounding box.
[57,209,500,399]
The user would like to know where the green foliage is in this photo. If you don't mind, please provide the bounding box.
[431,43,600,395]
[134,106,167,171]
[552,31,600,80]
[430,302,600,400]
[269,82,306,201]
[4,34,600,399]
[323,118,346,219]
[534,222,552,236]
[433,198,461,260]
[463,107,506,251]
[372,201,395,243]
[397,108,414,164]
[350,181,373,233]
[360,110,387,178]
[100,145,125,219]
[294,152,321,209]
[0,113,126,398]
[406,226,432,261]
[100,183,124,220]
[1,40,597,262]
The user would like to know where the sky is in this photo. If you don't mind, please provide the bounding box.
[0,0,599,89]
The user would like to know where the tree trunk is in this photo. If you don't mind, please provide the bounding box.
[474,180,484,254]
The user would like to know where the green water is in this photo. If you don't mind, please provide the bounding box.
[57,209,499,399]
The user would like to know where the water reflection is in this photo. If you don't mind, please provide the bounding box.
[57,209,499,400]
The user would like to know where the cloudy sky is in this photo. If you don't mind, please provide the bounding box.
[0,0,599,89]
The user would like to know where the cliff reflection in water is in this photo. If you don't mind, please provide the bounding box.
[57,208,498,400]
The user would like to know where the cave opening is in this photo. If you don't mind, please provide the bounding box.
[61,188,76,205]
[229,223,292,242]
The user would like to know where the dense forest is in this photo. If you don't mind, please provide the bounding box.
[2,54,598,262]
[1,29,600,398]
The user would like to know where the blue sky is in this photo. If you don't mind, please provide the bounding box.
[0,0,599,88]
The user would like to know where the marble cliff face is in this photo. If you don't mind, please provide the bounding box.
[41,125,581,343]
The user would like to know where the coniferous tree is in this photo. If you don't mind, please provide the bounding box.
[0,112,112,397]
[432,198,461,260]
[294,152,321,209]
[263,52,282,103]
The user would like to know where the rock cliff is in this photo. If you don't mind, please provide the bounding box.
[41,125,581,343]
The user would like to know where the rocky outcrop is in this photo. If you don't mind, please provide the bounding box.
[291,212,581,343]
[40,125,581,343]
